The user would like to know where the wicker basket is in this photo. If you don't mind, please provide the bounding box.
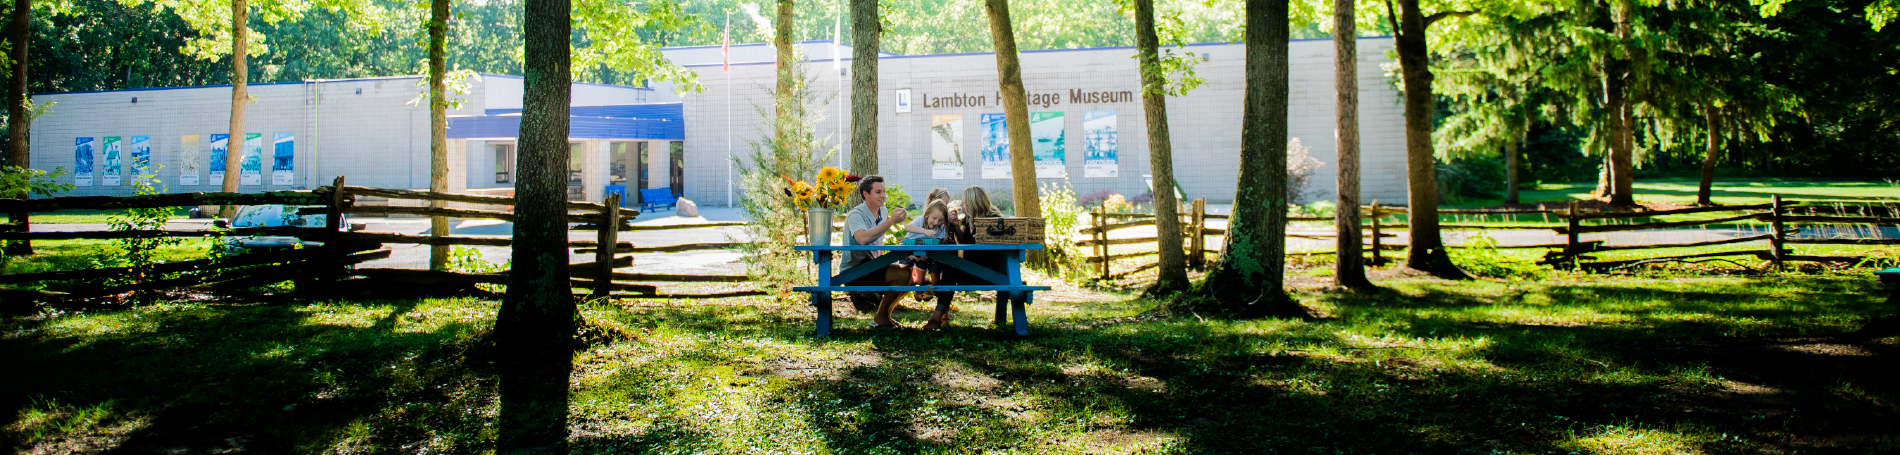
[970,217,1046,244]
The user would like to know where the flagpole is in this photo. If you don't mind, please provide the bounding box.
[725,13,734,208]
[834,12,843,169]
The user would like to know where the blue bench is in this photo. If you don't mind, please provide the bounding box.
[639,188,678,212]
[793,244,1050,336]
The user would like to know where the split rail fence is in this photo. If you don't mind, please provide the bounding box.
[1076,196,1898,280]
[0,176,759,307]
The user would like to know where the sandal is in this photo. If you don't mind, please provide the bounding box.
[870,322,904,330]
[921,313,947,330]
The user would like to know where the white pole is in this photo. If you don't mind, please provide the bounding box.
[726,13,734,208]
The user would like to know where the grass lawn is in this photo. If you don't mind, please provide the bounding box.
[19,208,194,225]
[4,270,1896,453]
[1454,178,1900,209]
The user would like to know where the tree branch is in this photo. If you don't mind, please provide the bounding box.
[1424,10,1477,28]
[1383,0,1401,39]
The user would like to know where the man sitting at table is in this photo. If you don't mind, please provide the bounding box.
[842,175,913,329]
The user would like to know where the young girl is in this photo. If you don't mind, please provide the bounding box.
[898,200,950,301]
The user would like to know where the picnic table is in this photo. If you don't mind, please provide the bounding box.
[792,243,1051,336]
[1879,267,1900,311]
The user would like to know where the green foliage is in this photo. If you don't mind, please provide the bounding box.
[1448,231,1545,280]
[0,166,75,199]
[1434,154,1505,203]
[1037,181,1088,279]
[733,53,835,301]
[445,245,504,274]
[106,168,185,302]
[883,183,911,212]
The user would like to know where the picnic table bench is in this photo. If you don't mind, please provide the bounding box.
[793,243,1050,337]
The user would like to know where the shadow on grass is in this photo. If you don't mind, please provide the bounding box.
[0,298,498,453]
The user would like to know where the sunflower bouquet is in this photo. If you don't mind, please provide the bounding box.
[782,166,860,211]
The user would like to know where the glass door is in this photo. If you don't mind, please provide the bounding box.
[668,141,684,197]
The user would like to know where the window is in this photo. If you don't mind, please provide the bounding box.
[568,143,584,186]
[609,142,631,184]
[493,143,515,184]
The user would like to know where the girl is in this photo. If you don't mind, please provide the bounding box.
[898,200,950,301]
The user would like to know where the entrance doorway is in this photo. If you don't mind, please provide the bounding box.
[636,142,650,204]
[668,141,684,197]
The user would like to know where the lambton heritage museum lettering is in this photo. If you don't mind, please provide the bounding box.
[920,88,1136,109]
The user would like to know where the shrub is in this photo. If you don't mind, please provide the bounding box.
[733,53,837,301]
[1077,189,1114,208]
[1286,137,1324,204]
[1039,181,1088,279]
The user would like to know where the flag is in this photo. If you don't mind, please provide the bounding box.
[832,15,842,71]
[722,18,731,72]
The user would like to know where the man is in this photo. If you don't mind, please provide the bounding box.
[841,175,912,328]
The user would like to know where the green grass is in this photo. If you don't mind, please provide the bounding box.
[20,208,194,225]
[4,271,1897,453]
[1,239,216,292]
[1453,178,1900,208]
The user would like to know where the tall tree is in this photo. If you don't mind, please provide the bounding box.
[5,0,32,256]
[1133,0,1186,293]
[1191,0,1297,315]
[427,0,449,270]
[982,0,1041,228]
[496,0,571,448]
[1386,0,1469,279]
[849,0,877,179]
[1330,0,1371,288]
[221,0,246,218]
[775,0,793,117]
[1697,106,1719,205]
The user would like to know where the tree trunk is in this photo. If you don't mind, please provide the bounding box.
[1331,0,1371,289]
[775,0,794,125]
[427,0,450,271]
[1134,0,1187,292]
[1504,131,1519,205]
[1606,3,1634,206]
[1194,0,1298,314]
[982,0,1042,242]
[1392,0,1465,278]
[6,0,32,255]
[1605,65,1633,206]
[849,0,878,180]
[497,0,575,448]
[1697,106,1720,205]
[220,0,247,220]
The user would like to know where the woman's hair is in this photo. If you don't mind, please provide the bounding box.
[921,200,950,227]
[926,188,951,204]
[961,186,1000,218]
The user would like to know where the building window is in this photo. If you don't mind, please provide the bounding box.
[493,144,515,184]
[568,142,584,186]
[609,142,631,185]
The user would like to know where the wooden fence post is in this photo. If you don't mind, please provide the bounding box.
[1566,200,1580,269]
[1190,198,1206,270]
[325,176,348,282]
[1770,194,1786,270]
[1369,201,1382,265]
[593,192,623,299]
[1095,203,1108,281]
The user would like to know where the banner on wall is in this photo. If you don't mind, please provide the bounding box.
[209,134,228,184]
[1083,110,1118,178]
[74,137,94,186]
[272,132,294,185]
[980,113,1009,179]
[240,133,263,186]
[130,136,152,186]
[930,114,964,179]
[102,136,123,186]
[1029,112,1065,179]
[180,135,201,186]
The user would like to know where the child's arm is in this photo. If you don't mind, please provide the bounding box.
[902,223,936,236]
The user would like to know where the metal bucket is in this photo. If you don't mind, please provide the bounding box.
[806,208,835,245]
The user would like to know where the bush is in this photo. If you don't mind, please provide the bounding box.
[987,186,1014,216]
[1436,154,1506,203]
[1287,138,1324,204]
[1039,181,1089,280]
[1077,189,1114,208]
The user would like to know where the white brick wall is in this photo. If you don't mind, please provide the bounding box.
[681,37,1409,206]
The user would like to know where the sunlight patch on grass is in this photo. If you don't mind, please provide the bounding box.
[1561,423,1708,455]
[6,397,146,451]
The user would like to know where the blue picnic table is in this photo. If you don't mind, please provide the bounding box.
[792,243,1051,336]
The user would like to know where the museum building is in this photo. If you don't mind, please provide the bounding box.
[29,37,1408,206]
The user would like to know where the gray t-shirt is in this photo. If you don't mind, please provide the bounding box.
[841,202,887,269]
